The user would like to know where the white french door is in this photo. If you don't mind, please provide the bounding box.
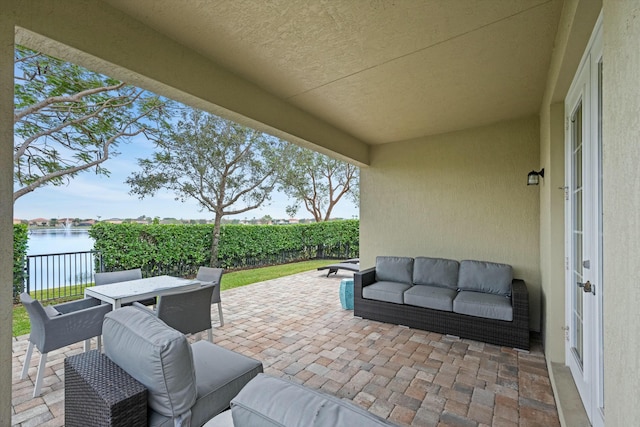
[564,15,604,427]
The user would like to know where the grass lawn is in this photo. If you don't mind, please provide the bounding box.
[13,259,335,337]
[220,259,334,290]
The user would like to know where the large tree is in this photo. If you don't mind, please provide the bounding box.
[279,145,359,222]
[13,46,169,201]
[126,109,284,266]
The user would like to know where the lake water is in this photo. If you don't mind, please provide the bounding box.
[25,228,96,293]
[27,228,94,255]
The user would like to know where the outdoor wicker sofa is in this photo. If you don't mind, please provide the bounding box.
[354,256,530,350]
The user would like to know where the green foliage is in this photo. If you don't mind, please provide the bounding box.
[90,223,212,277]
[13,224,29,300]
[218,220,359,268]
[90,220,359,272]
[13,46,171,201]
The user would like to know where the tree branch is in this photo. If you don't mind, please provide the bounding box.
[13,127,146,201]
[14,96,136,161]
[14,82,126,122]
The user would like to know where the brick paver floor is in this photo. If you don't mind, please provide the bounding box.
[12,270,559,426]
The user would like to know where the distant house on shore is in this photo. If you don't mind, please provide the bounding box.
[28,218,49,227]
[104,218,124,224]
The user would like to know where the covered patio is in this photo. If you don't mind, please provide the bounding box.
[4,2,640,426]
[12,270,558,426]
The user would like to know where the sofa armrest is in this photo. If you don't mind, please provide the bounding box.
[354,267,376,298]
[511,279,529,327]
[355,267,376,286]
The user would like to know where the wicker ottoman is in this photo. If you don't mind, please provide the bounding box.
[65,350,147,427]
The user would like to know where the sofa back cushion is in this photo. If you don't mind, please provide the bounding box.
[103,306,197,418]
[457,260,513,296]
[375,256,414,285]
[412,257,459,289]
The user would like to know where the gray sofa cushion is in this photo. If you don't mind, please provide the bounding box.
[412,257,459,289]
[453,291,513,321]
[375,256,414,285]
[189,340,263,426]
[362,281,412,304]
[103,306,197,419]
[404,285,457,311]
[230,374,396,426]
[458,260,513,296]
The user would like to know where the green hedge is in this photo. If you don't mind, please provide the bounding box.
[13,224,29,300]
[90,223,211,277]
[90,220,359,275]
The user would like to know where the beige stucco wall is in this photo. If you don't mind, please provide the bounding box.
[360,117,541,331]
[602,1,640,423]
[0,13,15,421]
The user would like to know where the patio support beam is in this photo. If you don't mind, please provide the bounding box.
[0,13,15,422]
[10,0,369,166]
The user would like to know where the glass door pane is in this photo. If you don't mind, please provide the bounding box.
[571,102,584,367]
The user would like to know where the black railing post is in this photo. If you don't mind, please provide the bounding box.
[24,255,30,295]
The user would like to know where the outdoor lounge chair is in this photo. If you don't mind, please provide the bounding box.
[20,293,112,397]
[317,258,360,277]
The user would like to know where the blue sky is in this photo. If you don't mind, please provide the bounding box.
[13,136,359,221]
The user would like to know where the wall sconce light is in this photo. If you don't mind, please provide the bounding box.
[527,168,545,186]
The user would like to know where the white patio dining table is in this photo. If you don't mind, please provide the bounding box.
[85,275,201,309]
[83,275,202,350]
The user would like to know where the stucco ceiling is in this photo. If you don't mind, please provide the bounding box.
[103,0,562,145]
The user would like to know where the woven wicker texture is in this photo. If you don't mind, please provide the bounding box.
[65,350,147,427]
[354,268,530,350]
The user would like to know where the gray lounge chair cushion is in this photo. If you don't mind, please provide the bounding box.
[188,340,263,426]
[362,281,412,304]
[404,285,457,311]
[230,374,396,426]
[453,291,513,321]
[375,256,414,285]
[103,306,197,419]
[458,260,513,296]
[412,257,459,290]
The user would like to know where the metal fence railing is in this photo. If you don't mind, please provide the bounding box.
[18,245,359,303]
[23,250,103,302]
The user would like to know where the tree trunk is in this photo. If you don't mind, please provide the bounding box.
[210,213,223,267]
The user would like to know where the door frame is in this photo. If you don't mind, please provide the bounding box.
[564,12,604,427]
